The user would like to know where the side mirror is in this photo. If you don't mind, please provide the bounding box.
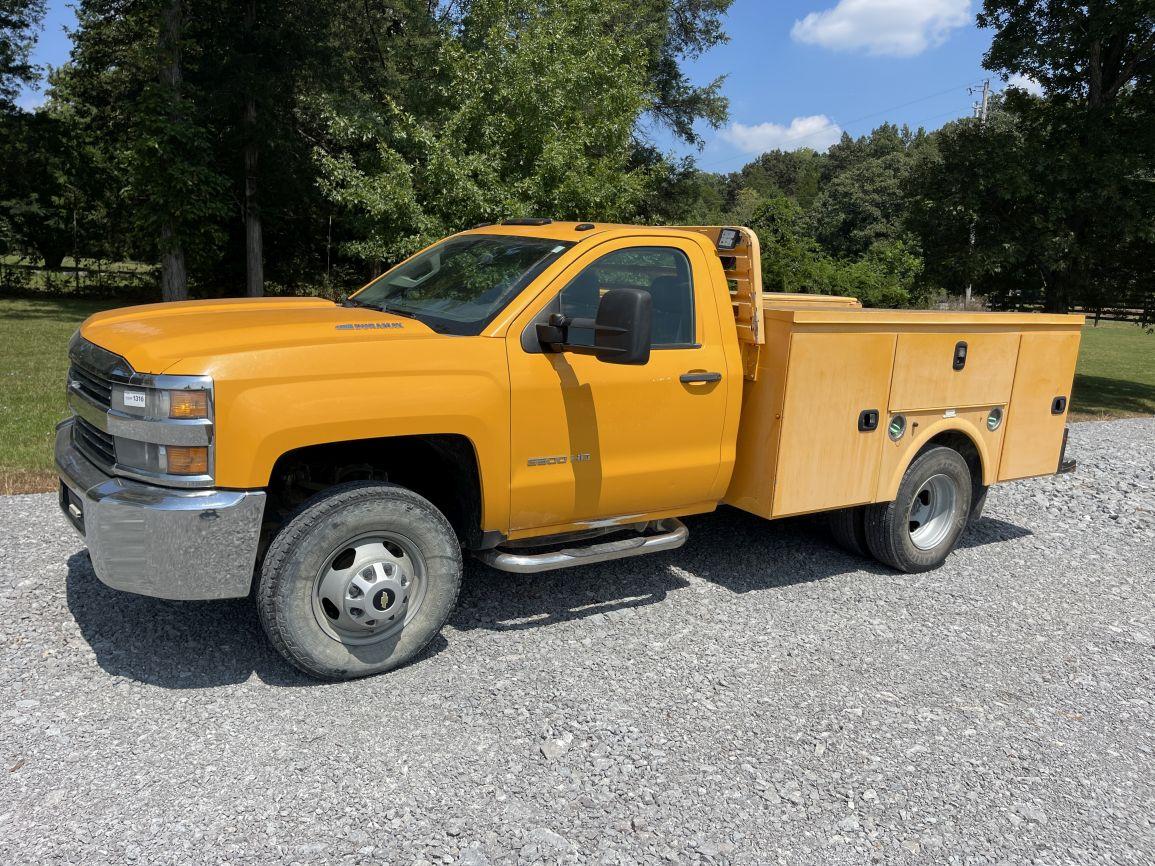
[534,288,652,364]
[594,288,652,365]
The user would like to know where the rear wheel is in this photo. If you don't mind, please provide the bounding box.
[864,447,972,573]
[257,481,461,680]
[828,506,869,557]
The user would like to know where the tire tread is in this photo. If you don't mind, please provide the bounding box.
[256,481,461,680]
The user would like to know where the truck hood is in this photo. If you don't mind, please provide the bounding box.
[80,297,441,373]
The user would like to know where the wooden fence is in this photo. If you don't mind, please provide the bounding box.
[0,258,159,300]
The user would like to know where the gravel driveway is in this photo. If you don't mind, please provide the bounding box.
[2,418,1153,865]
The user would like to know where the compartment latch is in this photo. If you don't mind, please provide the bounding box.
[953,341,968,371]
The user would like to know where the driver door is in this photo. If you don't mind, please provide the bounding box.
[506,236,731,533]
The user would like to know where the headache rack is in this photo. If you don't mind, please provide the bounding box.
[678,226,765,380]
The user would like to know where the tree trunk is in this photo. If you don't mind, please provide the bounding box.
[160,223,188,302]
[244,97,263,296]
[243,0,264,297]
[158,0,188,301]
[1039,266,1068,314]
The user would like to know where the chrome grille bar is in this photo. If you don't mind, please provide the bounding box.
[74,416,116,469]
[68,362,112,408]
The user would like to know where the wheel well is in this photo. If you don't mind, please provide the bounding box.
[266,434,485,548]
[915,430,986,503]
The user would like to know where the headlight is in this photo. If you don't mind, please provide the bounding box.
[111,383,212,421]
[67,335,215,488]
[169,391,210,419]
[106,381,214,483]
[115,441,210,477]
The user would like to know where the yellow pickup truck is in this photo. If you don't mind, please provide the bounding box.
[56,221,1082,679]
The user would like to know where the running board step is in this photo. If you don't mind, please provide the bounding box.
[476,519,688,574]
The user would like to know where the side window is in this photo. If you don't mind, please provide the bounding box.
[558,246,695,348]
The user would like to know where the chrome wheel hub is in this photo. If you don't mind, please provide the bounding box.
[312,534,426,645]
[907,474,958,551]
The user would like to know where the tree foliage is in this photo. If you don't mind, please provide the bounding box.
[669,124,934,308]
[0,0,44,107]
[316,0,666,262]
[1,0,1151,324]
[1,0,732,295]
[903,1,1155,314]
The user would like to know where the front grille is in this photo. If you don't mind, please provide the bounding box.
[74,416,116,469]
[69,361,113,409]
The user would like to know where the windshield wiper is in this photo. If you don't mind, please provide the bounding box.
[341,297,421,321]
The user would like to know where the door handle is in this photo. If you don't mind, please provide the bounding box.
[680,371,722,384]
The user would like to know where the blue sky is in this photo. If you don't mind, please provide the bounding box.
[20,0,1031,171]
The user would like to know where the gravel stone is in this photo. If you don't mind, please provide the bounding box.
[1,418,1153,864]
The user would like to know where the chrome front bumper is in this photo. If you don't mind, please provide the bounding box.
[55,419,266,600]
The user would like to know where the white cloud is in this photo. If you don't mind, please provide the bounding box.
[1005,73,1043,96]
[720,116,843,154]
[791,0,971,57]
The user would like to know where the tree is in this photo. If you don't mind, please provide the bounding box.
[979,0,1155,108]
[737,149,822,209]
[963,0,1155,313]
[66,0,230,299]
[2,111,75,267]
[0,0,44,107]
[810,125,926,260]
[316,0,732,264]
[635,0,732,145]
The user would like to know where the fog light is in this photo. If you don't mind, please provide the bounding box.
[888,414,907,441]
[169,390,209,419]
[166,446,209,475]
[987,407,1004,431]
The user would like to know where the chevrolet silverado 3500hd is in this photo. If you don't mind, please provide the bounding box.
[57,221,1082,679]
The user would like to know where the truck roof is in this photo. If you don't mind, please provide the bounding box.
[458,220,707,244]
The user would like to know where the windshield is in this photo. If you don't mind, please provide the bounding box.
[350,234,573,335]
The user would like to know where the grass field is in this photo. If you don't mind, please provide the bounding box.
[0,298,121,493]
[1,297,1152,493]
[1070,320,1155,419]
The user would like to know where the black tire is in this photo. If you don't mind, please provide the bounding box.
[828,506,869,557]
[864,447,972,573]
[257,481,462,680]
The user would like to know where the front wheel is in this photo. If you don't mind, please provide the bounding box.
[257,482,462,680]
[864,447,972,573]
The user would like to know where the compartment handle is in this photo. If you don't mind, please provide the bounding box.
[953,341,968,371]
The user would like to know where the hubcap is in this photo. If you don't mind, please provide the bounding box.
[312,533,427,646]
[907,474,958,551]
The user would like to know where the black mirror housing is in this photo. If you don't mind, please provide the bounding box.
[595,288,652,365]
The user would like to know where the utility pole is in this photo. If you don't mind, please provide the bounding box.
[972,78,991,124]
[964,79,991,307]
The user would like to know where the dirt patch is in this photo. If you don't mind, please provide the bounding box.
[0,470,58,495]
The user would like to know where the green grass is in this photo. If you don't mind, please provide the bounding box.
[1071,320,1155,420]
[0,298,1151,494]
[0,297,122,493]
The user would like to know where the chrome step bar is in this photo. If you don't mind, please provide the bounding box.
[476,518,688,574]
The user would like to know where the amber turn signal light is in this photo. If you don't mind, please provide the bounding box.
[166,446,209,475]
[169,390,209,419]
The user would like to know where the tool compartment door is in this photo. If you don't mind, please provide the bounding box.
[998,331,1081,481]
[772,331,895,517]
[889,332,1019,411]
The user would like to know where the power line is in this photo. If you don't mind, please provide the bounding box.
[696,79,984,172]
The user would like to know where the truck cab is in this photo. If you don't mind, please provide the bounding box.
[57,220,1082,679]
